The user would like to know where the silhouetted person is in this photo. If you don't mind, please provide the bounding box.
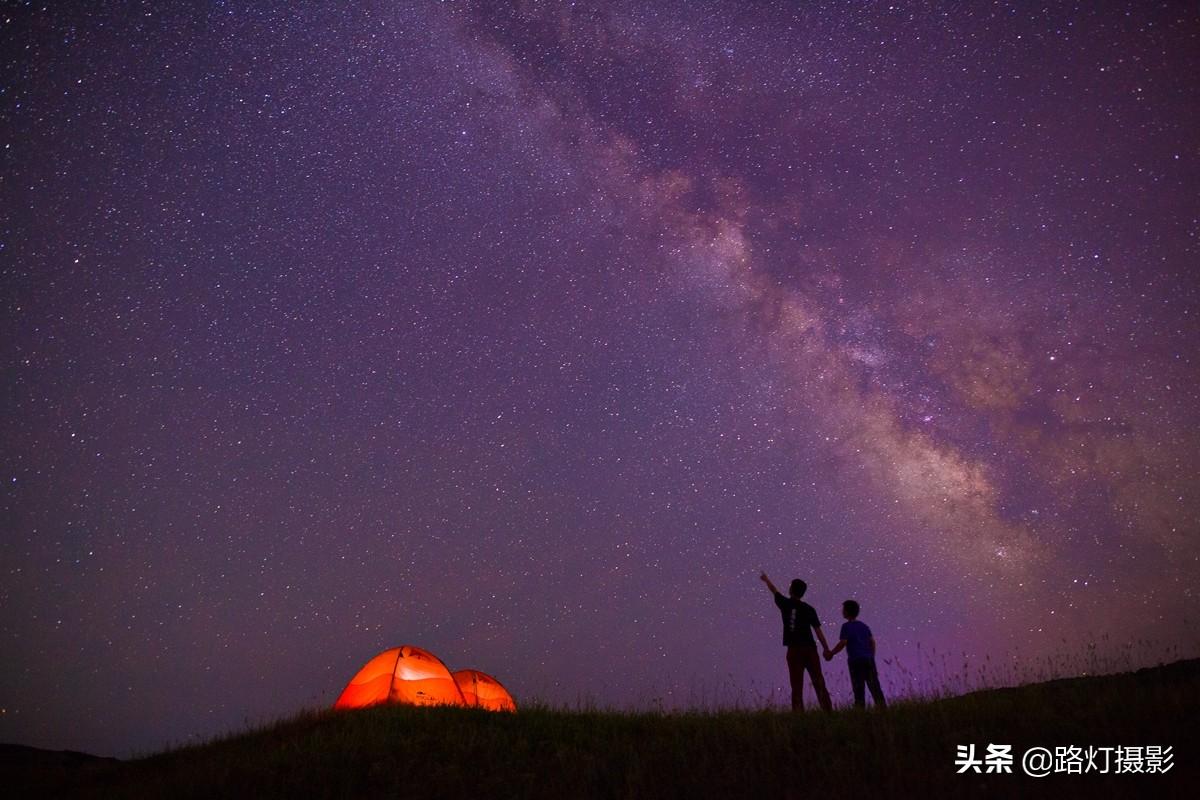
[759,572,833,712]
[825,599,887,709]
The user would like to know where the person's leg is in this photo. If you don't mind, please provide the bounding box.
[785,647,805,711]
[848,659,867,708]
[866,661,887,708]
[802,646,833,712]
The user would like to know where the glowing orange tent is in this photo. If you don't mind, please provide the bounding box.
[334,646,466,709]
[452,669,517,712]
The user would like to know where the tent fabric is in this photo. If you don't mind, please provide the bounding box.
[452,669,517,712]
[334,645,466,709]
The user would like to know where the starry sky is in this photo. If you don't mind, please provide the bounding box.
[2,1,1198,757]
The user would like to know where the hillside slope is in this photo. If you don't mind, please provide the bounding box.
[7,659,1197,799]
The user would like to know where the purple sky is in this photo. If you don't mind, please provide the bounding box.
[2,2,1198,757]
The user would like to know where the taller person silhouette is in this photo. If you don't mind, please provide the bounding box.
[760,572,833,712]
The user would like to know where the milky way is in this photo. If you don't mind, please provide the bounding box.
[2,2,1198,756]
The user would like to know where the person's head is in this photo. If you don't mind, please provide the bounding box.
[789,579,807,598]
[843,599,860,619]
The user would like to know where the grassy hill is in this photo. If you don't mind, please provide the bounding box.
[8,659,1198,799]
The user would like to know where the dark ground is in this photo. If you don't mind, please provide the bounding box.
[5,659,1197,799]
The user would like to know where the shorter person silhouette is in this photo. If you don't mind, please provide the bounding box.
[825,600,887,709]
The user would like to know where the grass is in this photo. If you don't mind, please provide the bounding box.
[9,658,1198,799]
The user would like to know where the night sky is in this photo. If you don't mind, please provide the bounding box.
[2,2,1198,757]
